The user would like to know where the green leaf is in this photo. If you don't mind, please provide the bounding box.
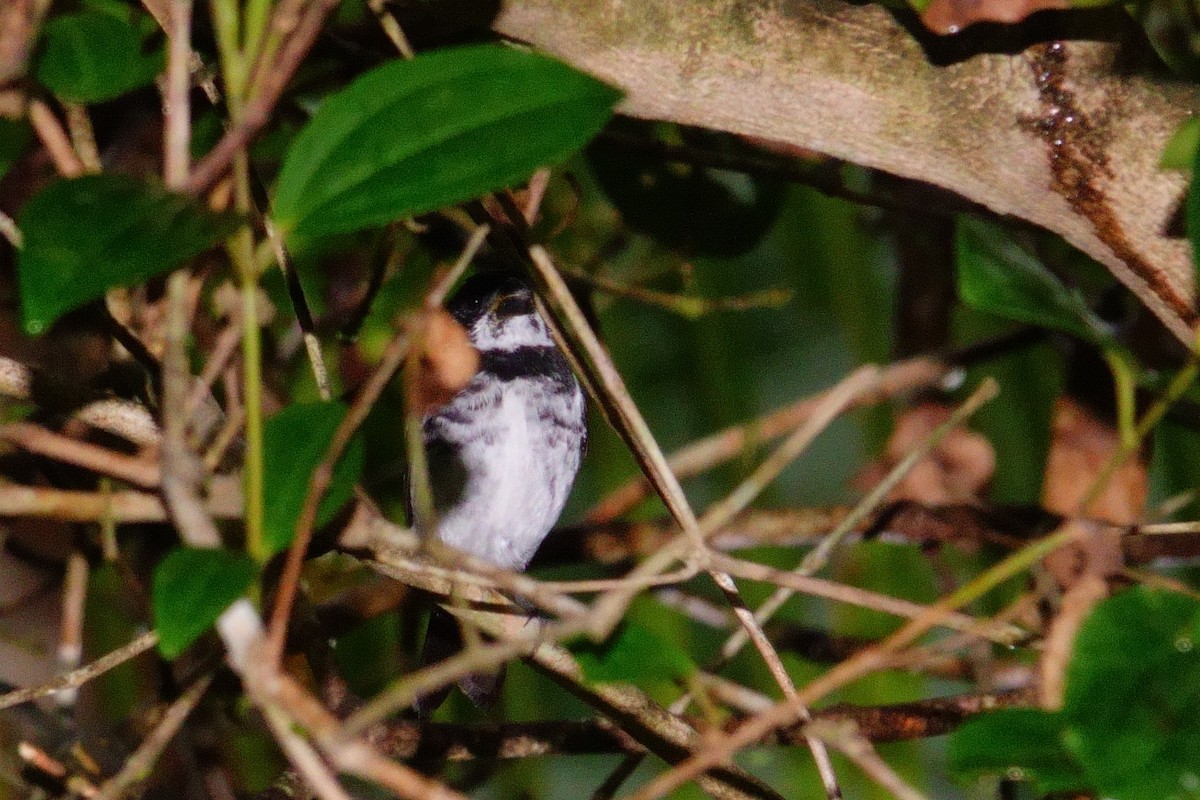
[152,548,257,658]
[1062,586,1200,800]
[262,401,365,556]
[949,708,1088,795]
[16,174,239,334]
[272,44,621,242]
[34,11,163,103]
[1163,117,1200,170]
[574,618,695,686]
[1149,418,1200,520]
[0,119,32,184]
[956,219,1109,345]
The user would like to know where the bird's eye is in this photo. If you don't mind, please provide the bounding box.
[490,291,533,319]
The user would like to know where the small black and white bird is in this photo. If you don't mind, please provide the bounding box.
[415,269,586,709]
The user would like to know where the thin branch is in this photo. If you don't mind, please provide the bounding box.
[367,0,415,59]
[184,0,340,195]
[699,366,878,535]
[263,215,331,400]
[621,525,1078,800]
[718,378,1000,666]
[708,552,1025,644]
[0,423,161,487]
[62,102,100,173]
[271,675,468,800]
[56,551,88,708]
[74,399,161,447]
[803,378,1000,574]
[0,477,242,522]
[0,209,21,248]
[0,631,158,710]
[265,328,411,666]
[163,0,193,190]
[0,347,214,448]
[27,99,85,177]
[160,268,222,548]
[525,246,840,791]
[808,720,929,800]
[260,702,355,800]
[586,357,949,522]
[95,673,214,800]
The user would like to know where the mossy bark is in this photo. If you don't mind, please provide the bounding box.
[497,0,1199,343]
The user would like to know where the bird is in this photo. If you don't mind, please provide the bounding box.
[414,269,586,710]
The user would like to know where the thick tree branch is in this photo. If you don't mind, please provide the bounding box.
[495,1,1199,343]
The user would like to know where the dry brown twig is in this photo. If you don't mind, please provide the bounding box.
[718,378,1003,667]
[0,422,161,487]
[94,673,214,800]
[0,631,158,711]
[587,356,950,522]
[525,245,844,798]
[27,99,86,177]
[184,0,341,195]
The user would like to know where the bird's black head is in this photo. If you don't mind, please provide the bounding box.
[447,271,534,328]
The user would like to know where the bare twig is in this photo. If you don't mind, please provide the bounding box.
[0,423,161,487]
[160,267,221,548]
[708,552,1024,644]
[260,702,355,800]
[718,378,1000,666]
[63,102,100,172]
[56,551,89,707]
[0,209,20,248]
[163,0,193,190]
[0,357,158,446]
[95,673,214,800]
[534,244,850,796]
[621,525,1077,800]
[367,0,415,59]
[185,0,340,195]
[265,329,411,666]
[0,477,242,522]
[75,399,161,447]
[0,0,52,85]
[587,357,949,522]
[0,631,158,710]
[27,99,85,177]
[808,720,929,800]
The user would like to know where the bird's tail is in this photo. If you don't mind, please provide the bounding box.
[414,604,505,716]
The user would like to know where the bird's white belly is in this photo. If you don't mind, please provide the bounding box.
[432,386,579,570]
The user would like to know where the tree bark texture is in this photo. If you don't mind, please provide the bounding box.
[495,0,1200,344]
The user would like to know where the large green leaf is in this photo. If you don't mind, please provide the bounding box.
[34,11,163,103]
[152,548,257,658]
[262,401,365,556]
[948,708,1088,796]
[16,174,239,334]
[956,219,1109,345]
[271,44,621,242]
[949,588,1200,799]
[1063,587,1200,800]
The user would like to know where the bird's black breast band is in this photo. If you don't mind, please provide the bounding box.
[479,345,575,390]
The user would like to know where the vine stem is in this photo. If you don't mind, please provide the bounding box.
[209,0,271,561]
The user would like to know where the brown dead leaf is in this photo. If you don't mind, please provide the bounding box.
[1041,396,1146,524]
[1040,397,1140,589]
[409,309,479,417]
[853,403,995,505]
[919,0,1068,35]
